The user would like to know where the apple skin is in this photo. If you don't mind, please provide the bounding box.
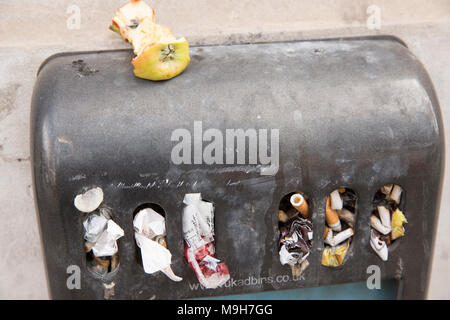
[132,38,190,81]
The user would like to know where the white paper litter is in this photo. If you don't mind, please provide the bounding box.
[279,245,297,266]
[197,200,214,238]
[133,208,182,281]
[74,187,104,213]
[161,267,183,282]
[90,219,124,257]
[135,233,171,273]
[83,213,108,243]
[182,193,214,250]
[133,208,166,238]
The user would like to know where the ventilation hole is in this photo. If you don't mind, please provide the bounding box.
[278,191,313,278]
[370,184,407,261]
[322,188,357,267]
[84,206,121,281]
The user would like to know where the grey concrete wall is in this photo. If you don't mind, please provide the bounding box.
[0,0,448,299]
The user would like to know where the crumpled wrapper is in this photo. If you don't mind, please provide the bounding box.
[134,208,182,281]
[83,212,124,257]
[279,217,313,266]
[391,208,407,240]
[321,239,350,267]
[183,193,229,289]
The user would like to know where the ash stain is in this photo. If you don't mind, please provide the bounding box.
[192,54,205,61]
[313,48,324,54]
[72,60,99,77]
[0,83,20,121]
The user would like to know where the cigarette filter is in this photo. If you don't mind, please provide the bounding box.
[323,226,330,240]
[326,197,341,231]
[278,210,289,223]
[389,185,403,204]
[370,215,391,235]
[290,263,301,277]
[377,205,391,228]
[329,228,354,247]
[330,190,343,210]
[111,254,119,271]
[290,193,309,218]
[299,259,310,274]
[381,184,393,196]
[324,227,334,246]
[85,241,95,252]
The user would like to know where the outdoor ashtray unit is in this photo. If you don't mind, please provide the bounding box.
[31,36,444,300]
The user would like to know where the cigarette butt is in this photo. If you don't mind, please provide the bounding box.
[155,235,167,248]
[290,193,309,218]
[370,215,391,235]
[381,184,393,196]
[377,205,391,228]
[300,259,309,274]
[331,228,354,246]
[278,210,289,223]
[381,234,392,246]
[90,256,110,276]
[324,226,330,240]
[324,227,334,246]
[389,185,403,204]
[111,253,119,271]
[330,190,343,210]
[95,257,110,268]
[286,208,299,219]
[338,209,355,228]
[326,197,341,231]
[290,263,301,278]
[85,241,95,252]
